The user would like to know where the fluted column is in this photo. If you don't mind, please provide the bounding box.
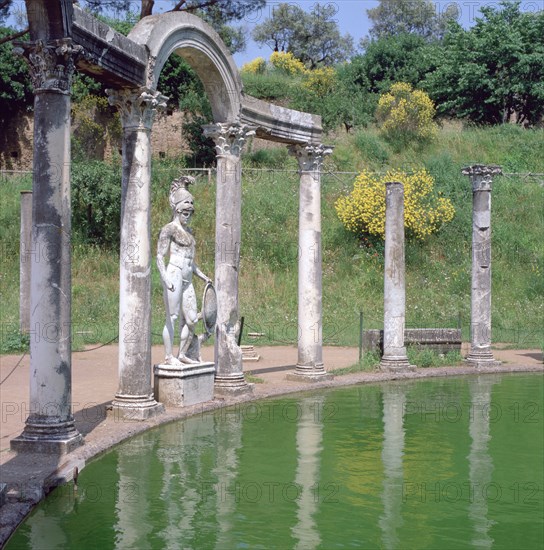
[462,165,501,368]
[203,122,255,395]
[380,182,415,372]
[287,144,333,382]
[107,87,167,419]
[11,39,83,453]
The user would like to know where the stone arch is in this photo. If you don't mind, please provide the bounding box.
[128,12,242,123]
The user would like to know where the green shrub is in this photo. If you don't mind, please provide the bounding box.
[71,161,122,247]
[241,72,295,101]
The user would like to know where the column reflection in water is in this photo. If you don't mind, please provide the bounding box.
[379,383,406,550]
[114,438,155,548]
[155,418,215,547]
[291,396,324,549]
[468,376,495,549]
[213,411,243,549]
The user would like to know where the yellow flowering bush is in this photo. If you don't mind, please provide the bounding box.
[335,169,455,241]
[376,82,437,145]
[269,51,307,75]
[301,66,336,97]
[240,57,267,75]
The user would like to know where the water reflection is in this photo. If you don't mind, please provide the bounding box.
[379,383,406,550]
[213,413,242,549]
[468,376,496,549]
[6,375,543,550]
[291,396,324,549]
[115,438,154,547]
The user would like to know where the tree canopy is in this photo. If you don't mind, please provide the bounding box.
[252,3,354,68]
[359,33,439,93]
[424,1,544,126]
[366,0,458,41]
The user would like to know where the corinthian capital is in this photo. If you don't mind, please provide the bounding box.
[462,164,502,192]
[14,39,83,94]
[289,143,333,172]
[107,87,168,130]
[202,122,256,157]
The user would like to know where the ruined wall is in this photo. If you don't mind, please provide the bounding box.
[0,109,189,171]
[0,113,34,171]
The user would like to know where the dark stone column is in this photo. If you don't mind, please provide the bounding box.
[287,144,333,381]
[203,122,255,396]
[11,39,83,454]
[462,165,502,368]
[380,182,415,372]
[107,88,167,419]
[19,190,32,334]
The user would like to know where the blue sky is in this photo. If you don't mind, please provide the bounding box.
[232,0,544,67]
[5,0,543,68]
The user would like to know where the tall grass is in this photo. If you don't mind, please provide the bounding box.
[0,125,542,352]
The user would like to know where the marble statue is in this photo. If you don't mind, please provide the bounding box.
[157,176,212,365]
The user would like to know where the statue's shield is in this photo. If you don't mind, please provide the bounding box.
[202,282,217,335]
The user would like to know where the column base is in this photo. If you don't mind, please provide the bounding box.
[379,356,416,372]
[109,394,165,421]
[465,347,501,368]
[11,418,83,455]
[214,375,254,397]
[286,364,333,382]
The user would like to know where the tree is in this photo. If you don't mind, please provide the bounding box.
[425,1,544,126]
[359,33,439,93]
[366,0,458,41]
[0,1,12,24]
[253,3,354,68]
[0,26,32,121]
[82,0,265,21]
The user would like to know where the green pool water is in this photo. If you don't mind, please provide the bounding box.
[7,374,543,549]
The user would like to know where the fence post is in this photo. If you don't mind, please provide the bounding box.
[359,310,364,363]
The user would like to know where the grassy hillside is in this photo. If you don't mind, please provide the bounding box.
[0,124,542,352]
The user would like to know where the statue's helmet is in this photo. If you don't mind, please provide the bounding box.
[169,176,195,211]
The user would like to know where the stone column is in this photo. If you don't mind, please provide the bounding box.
[19,190,32,334]
[107,88,167,419]
[288,144,333,382]
[11,39,83,454]
[379,182,415,372]
[462,165,502,367]
[202,122,255,395]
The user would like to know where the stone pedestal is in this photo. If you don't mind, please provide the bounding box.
[379,182,415,372]
[203,122,255,396]
[107,87,167,420]
[462,165,502,368]
[287,144,333,383]
[154,362,215,408]
[11,39,83,454]
[241,345,261,362]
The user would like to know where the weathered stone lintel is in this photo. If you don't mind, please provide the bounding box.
[72,6,147,88]
[364,328,463,354]
[241,95,323,145]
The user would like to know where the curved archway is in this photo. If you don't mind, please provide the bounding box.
[129,12,242,123]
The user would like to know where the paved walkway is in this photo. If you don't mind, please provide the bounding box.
[0,344,542,545]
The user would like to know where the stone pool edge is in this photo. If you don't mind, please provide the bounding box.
[1,362,543,546]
